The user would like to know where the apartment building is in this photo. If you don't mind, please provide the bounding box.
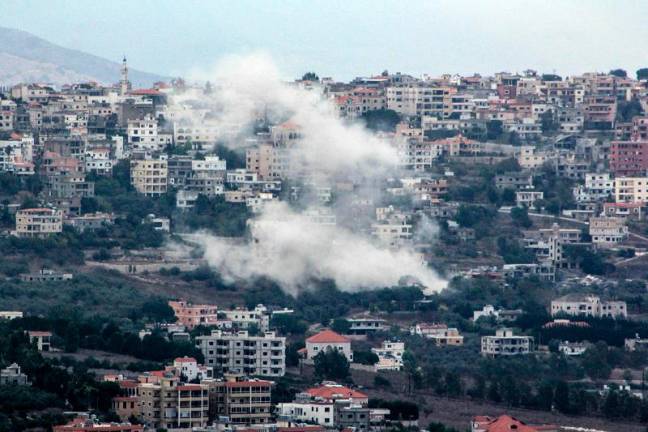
[515,190,543,208]
[481,329,533,356]
[27,331,52,351]
[371,341,405,371]
[610,140,648,176]
[515,145,549,169]
[204,375,273,425]
[523,223,583,269]
[573,173,615,202]
[168,300,218,329]
[127,114,172,152]
[305,330,353,362]
[14,208,63,238]
[589,217,628,245]
[0,363,29,386]
[196,330,286,377]
[346,317,387,334]
[139,374,209,430]
[219,305,270,332]
[130,156,168,196]
[614,176,648,203]
[494,171,533,190]
[551,294,627,319]
[410,323,464,346]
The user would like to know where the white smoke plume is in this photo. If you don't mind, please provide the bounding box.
[175,53,447,294]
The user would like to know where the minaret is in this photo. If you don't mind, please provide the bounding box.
[120,56,131,95]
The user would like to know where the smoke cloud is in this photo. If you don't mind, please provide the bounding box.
[176,53,447,295]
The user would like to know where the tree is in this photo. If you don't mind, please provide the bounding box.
[637,68,648,80]
[353,350,379,365]
[331,319,351,334]
[541,74,562,82]
[362,109,401,132]
[313,349,350,381]
[510,206,532,228]
[141,298,176,322]
[402,351,420,394]
[540,110,558,133]
[554,381,571,413]
[301,72,319,82]
[609,69,628,78]
[486,120,504,140]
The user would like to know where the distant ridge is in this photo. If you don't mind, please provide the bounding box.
[0,26,168,87]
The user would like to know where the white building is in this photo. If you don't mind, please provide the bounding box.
[127,114,173,152]
[515,190,543,208]
[371,341,405,371]
[172,356,212,381]
[305,330,353,362]
[589,217,628,245]
[558,341,588,356]
[481,328,532,356]
[410,323,464,346]
[551,294,627,319]
[218,305,270,332]
[574,173,615,202]
[195,330,286,377]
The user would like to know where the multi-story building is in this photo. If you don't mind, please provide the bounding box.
[515,145,549,169]
[127,114,172,152]
[204,375,273,425]
[610,140,648,176]
[494,172,533,190]
[614,176,648,203]
[168,300,218,329]
[574,173,615,202]
[371,340,405,371]
[305,330,353,362]
[410,323,464,346]
[523,223,583,269]
[0,363,29,386]
[139,374,209,430]
[346,317,388,335]
[13,208,63,238]
[481,328,533,356]
[130,156,168,196]
[196,330,286,377]
[27,331,52,351]
[551,294,627,319]
[219,305,270,332]
[515,190,543,208]
[589,217,628,245]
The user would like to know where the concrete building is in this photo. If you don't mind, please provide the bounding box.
[523,223,583,269]
[410,323,464,346]
[481,328,532,356]
[371,341,405,371]
[471,415,558,432]
[346,317,387,334]
[130,156,168,196]
[27,331,52,351]
[305,330,353,362]
[168,300,218,329]
[515,190,543,208]
[204,375,273,425]
[139,374,209,430]
[53,415,143,432]
[0,311,23,320]
[20,268,73,282]
[614,176,648,203]
[219,305,270,332]
[551,294,627,319]
[610,140,648,176]
[0,363,29,386]
[589,217,628,245]
[196,330,286,377]
[13,208,63,238]
[494,172,533,190]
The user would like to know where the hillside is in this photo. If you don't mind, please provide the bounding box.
[0,26,167,86]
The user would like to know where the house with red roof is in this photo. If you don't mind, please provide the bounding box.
[471,415,558,432]
[305,329,353,361]
[305,383,368,404]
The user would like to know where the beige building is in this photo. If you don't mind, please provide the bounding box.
[130,157,168,196]
[139,375,209,430]
[14,208,63,238]
[589,217,628,245]
[615,177,648,203]
[204,375,273,425]
[481,329,532,356]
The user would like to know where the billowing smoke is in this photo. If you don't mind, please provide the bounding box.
[175,53,447,294]
[198,202,446,295]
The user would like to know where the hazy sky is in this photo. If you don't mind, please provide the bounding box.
[2,0,648,80]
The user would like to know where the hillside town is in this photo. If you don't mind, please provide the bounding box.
[5,50,648,432]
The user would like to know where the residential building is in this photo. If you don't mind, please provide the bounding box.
[589,217,628,245]
[610,140,648,176]
[139,374,209,430]
[481,328,533,356]
[551,294,627,319]
[410,323,464,346]
[27,331,52,351]
[472,305,524,322]
[471,415,558,432]
[13,208,63,238]
[53,415,143,432]
[196,330,286,376]
[603,202,644,220]
[127,114,172,152]
[20,268,73,282]
[346,317,388,334]
[305,330,353,362]
[614,176,648,203]
[168,300,218,329]
[515,190,543,208]
[523,223,583,269]
[204,375,273,425]
[494,171,533,190]
[625,334,648,352]
[0,311,23,320]
[0,363,29,385]
[130,156,168,196]
[371,341,405,371]
[574,173,615,202]
[219,305,270,332]
[558,341,588,356]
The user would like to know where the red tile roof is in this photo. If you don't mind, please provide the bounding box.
[306,329,350,344]
[473,415,557,432]
[174,357,197,363]
[305,384,367,401]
